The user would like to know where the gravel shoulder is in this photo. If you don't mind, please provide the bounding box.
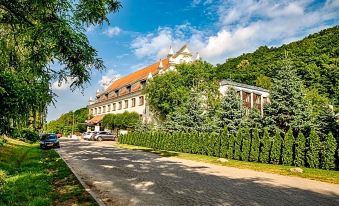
[57,139,339,206]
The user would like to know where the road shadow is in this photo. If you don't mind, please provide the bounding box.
[59,139,339,206]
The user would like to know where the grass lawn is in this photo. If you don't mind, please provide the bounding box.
[118,143,339,184]
[0,137,98,206]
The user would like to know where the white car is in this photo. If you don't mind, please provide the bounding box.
[83,131,97,140]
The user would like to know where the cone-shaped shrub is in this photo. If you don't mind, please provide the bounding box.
[249,128,260,162]
[233,128,242,160]
[270,129,282,164]
[241,128,251,161]
[220,128,229,158]
[282,128,294,165]
[306,129,321,168]
[321,132,337,170]
[259,128,270,163]
[227,134,235,159]
[294,132,306,167]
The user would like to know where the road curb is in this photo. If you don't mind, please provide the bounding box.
[56,149,106,206]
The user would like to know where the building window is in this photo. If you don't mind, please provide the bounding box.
[103,105,106,113]
[107,104,111,112]
[113,103,116,111]
[127,85,131,94]
[132,98,136,107]
[95,108,97,115]
[124,100,128,108]
[118,101,122,110]
[115,90,119,97]
[141,80,146,88]
[98,107,101,114]
[245,94,250,103]
[139,96,144,106]
[256,96,261,104]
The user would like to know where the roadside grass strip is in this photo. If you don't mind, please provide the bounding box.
[118,143,339,184]
[0,137,97,206]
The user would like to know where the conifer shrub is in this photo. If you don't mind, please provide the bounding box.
[233,128,242,160]
[270,129,282,164]
[249,128,260,162]
[320,132,337,170]
[306,129,321,168]
[227,134,235,159]
[294,132,306,167]
[220,128,229,158]
[259,128,271,163]
[241,128,251,161]
[282,128,294,165]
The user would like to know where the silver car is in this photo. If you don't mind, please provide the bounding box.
[93,131,116,141]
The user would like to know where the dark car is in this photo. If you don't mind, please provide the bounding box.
[93,131,116,141]
[40,134,60,149]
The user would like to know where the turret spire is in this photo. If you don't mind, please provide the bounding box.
[168,46,174,57]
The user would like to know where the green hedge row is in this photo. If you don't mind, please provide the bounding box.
[119,128,338,170]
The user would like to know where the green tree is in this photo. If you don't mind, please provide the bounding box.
[256,74,272,90]
[0,0,121,134]
[259,128,271,163]
[217,87,244,134]
[220,127,229,158]
[320,132,337,170]
[282,128,294,165]
[264,60,313,133]
[306,129,321,168]
[249,128,260,162]
[294,132,306,167]
[227,134,235,159]
[270,129,282,164]
[241,128,251,161]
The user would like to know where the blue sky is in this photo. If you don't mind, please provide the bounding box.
[47,0,339,121]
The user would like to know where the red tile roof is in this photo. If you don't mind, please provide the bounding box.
[105,58,169,94]
[87,115,104,124]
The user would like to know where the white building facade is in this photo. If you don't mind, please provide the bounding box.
[87,45,196,131]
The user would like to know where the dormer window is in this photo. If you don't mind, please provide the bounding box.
[140,80,146,88]
[115,90,119,97]
[127,85,131,94]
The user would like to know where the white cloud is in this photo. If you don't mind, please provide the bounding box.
[51,77,74,90]
[98,69,121,89]
[103,26,121,37]
[131,0,339,64]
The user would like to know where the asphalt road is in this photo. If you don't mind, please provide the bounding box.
[57,139,339,206]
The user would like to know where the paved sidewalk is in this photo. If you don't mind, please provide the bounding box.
[57,139,339,206]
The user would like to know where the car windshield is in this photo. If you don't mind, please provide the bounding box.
[46,134,57,140]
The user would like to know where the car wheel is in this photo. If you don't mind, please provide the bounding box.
[97,137,103,141]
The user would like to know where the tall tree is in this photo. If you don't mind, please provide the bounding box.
[264,60,313,133]
[0,0,122,134]
[241,127,251,161]
[217,87,244,134]
[233,128,242,160]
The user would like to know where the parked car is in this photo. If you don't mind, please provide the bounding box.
[83,131,97,141]
[40,134,60,149]
[93,131,116,141]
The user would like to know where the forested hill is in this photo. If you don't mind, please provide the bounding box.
[215,26,339,105]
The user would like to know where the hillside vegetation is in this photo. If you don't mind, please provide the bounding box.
[215,26,339,106]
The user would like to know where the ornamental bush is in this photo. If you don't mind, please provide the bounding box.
[249,128,260,162]
[320,132,337,170]
[219,128,229,158]
[306,129,321,168]
[227,134,235,159]
[294,132,306,167]
[282,128,294,165]
[259,128,271,163]
[270,129,282,164]
[241,128,251,161]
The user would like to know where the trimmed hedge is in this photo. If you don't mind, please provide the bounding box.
[119,128,339,170]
